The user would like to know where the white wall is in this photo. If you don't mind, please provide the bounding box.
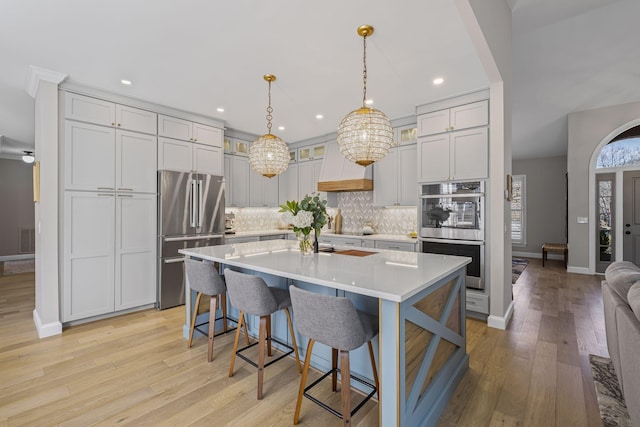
[0,159,34,257]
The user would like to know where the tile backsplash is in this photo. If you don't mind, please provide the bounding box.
[227,191,417,235]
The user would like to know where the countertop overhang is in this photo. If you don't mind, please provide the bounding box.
[179,240,470,303]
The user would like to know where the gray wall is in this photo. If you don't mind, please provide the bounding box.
[512,156,567,255]
[0,158,34,256]
[568,100,640,271]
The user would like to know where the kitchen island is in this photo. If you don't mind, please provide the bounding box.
[179,240,470,426]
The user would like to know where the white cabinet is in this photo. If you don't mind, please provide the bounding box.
[417,127,488,182]
[317,236,362,247]
[64,92,157,135]
[224,154,250,207]
[62,191,157,321]
[158,115,222,147]
[158,137,223,175]
[64,121,116,191]
[298,159,323,198]
[116,130,158,193]
[373,144,417,206]
[249,169,279,207]
[417,100,488,136]
[63,191,116,321]
[115,193,157,310]
[278,163,299,205]
[298,144,326,162]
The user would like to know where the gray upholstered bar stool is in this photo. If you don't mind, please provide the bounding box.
[184,258,248,362]
[224,268,302,400]
[289,285,379,426]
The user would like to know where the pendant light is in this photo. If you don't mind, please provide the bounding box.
[337,25,393,166]
[248,74,289,178]
[22,151,35,164]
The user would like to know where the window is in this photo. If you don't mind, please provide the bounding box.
[511,175,526,246]
[596,137,640,168]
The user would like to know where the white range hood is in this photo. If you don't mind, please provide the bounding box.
[317,142,373,192]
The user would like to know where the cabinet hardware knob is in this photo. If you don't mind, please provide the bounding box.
[117,123,121,126]
[194,138,197,141]
[111,122,115,126]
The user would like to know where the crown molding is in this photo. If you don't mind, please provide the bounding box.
[26,66,67,98]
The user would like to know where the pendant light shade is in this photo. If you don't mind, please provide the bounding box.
[249,74,289,178]
[337,25,393,167]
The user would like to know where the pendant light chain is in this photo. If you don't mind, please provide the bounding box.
[362,33,368,107]
[266,80,273,134]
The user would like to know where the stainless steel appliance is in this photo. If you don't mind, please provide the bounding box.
[419,181,485,289]
[157,170,225,309]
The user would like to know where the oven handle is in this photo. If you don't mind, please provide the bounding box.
[419,237,484,245]
[420,193,484,199]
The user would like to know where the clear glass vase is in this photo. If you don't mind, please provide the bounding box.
[298,233,313,255]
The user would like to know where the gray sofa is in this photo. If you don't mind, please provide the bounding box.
[603,261,640,426]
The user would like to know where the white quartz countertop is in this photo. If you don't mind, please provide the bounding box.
[225,229,419,243]
[179,240,469,303]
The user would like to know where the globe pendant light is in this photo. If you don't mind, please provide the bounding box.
[248,74,289,178]
[337,25,393,167]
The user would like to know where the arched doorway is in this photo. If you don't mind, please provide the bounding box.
[593,125,640,272]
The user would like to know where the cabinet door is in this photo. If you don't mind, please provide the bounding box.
[64,121,115,190]
[373,148,398,206]
[64,92,115,127]
[398,144,417,205]
[450,127,488,180]
[116,130,157,193]
[63,191,115,321]
[192,123,222,147]
[193,143,223,175]
[224,154,233,206]
[158,115,192,141]
[417,134,450,182]
[278,163,298,205]
[250,169,279,207]
[115,105,157,135]
[231,156,250,207]
[417,109,449,136]
[374,241,416,252]
[449,100,488,131]
[158,137,192,172]
[115,193,157,310]
[264,175,279,207]
[298,161,316,198]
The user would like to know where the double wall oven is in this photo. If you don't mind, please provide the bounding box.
[420,181,485,289]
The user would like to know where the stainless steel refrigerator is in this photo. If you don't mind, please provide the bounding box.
[157,170,225,309]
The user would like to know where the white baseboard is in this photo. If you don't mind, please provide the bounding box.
[487,301,514,330]
[567,266,591,275]
[33,309,62,338]
[512,251,563,260]
[0,254,35,261]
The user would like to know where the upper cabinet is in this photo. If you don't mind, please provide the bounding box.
[298,143,325,162]
[395,124,417,145]
[417,100,488,137]
[224,137,250,156]
[158,115,223,147]
[249,169,279,207]
[373,143,417,206]
[158,137,223,175]
[64,92,157,135]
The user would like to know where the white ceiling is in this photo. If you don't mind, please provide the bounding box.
[1,0,639,161]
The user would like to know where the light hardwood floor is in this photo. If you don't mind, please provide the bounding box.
[0,258,606,426]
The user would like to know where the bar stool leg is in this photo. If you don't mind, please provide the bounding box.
[294,339,316,425]
[221,292,228,333]
[367,341,379,394]
[207,295,218,362]
[284,308,302,373]
[229,310,245,377]
[266,314,272,357]
[243,313,250,345]
[340,350,351,425]
[187,292,203,348]
[332,348,338,392]
[257,315,268,400]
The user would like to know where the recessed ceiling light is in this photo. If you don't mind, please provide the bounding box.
[364,99,374,105]
[316,114,324,119]
[216,107,225,113]
[433,77,444,85]
[278,126,285,131]
[120,79,132,85]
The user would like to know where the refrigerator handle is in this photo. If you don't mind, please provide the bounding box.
[190,180,197,228]
[197,179,203,228]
